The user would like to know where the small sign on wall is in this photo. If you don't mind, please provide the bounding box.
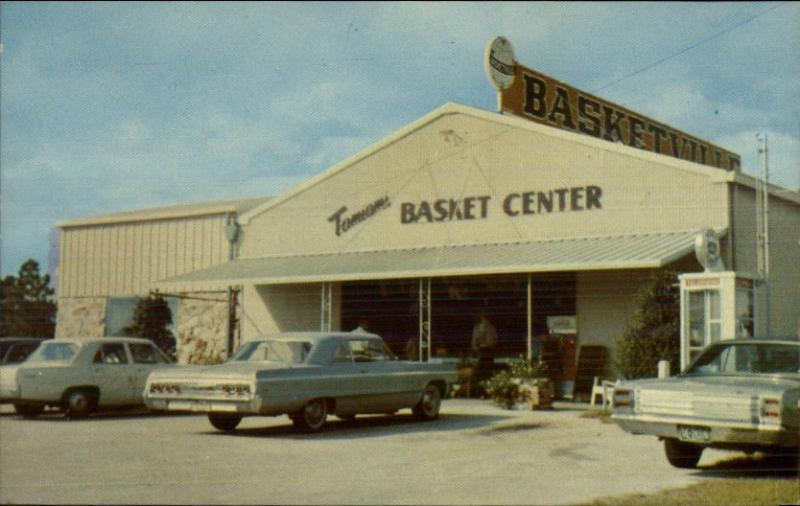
[547,315,577,334]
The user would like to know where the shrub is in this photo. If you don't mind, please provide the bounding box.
[124,295,176,359]
[482,370,520,409]
[614,270,680,379]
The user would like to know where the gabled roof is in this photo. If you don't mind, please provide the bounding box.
[238,102,738,225]
[59,196,273,228]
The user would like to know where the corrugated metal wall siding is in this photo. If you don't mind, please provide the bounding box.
[59,214,230,297]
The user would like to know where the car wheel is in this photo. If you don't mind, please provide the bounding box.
[208,413,242,432]
[292,398,328,433]
[763,446,800,470]
[13,402,43,418]
[413,384,441,421]
[64,389,95,419]
[664,439,703,468]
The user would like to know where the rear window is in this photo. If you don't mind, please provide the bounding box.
[129,343,170,364]
[4,343,41,364]
[27,342,79,363]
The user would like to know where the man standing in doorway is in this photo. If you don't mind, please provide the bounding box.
[471,312,497,393]
[471,312,497,354]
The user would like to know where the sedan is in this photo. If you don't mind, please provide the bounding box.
[5,337,174,418]
[612,338,799,468]
[144,332,458,433]
[0,337,46,366]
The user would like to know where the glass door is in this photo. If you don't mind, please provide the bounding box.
[686,289,721,364]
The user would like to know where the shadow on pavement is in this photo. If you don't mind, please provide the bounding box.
[3,407,199,422]
[206,412,513,440]
[696,453,799,478]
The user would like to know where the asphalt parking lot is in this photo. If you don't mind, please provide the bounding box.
[0,400,776,505]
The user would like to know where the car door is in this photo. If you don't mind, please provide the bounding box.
[127,342,170,401]
[325,340,374,413]
[91,343,136,405]
[345,338,406,412]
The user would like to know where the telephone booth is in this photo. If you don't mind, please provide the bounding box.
[678,229,757,370]
[679,272,755,370]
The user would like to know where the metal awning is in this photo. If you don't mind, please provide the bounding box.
[153,229,708,290]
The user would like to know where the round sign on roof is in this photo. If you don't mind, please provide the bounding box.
[484,36,516,91]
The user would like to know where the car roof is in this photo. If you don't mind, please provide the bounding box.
[714,338,799,345]
[49,337,157,345]
[0,337,48,343]
[249,332,382,344]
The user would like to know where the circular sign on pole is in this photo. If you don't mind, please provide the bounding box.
[484,36,516,91]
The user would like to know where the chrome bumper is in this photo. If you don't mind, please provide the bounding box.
[613,413,799,448]
[145,395,261,414]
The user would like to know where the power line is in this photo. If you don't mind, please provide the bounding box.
[591,2,789,94]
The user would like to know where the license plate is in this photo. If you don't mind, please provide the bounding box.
[678,425,711,443]
[168,401,237,413]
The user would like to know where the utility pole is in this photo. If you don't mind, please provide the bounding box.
[756,134,770,336]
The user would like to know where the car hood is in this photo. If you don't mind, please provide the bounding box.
[147,361,309,382]
[621,374,799,397]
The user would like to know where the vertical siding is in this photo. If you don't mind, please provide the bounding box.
[59,213,231,297]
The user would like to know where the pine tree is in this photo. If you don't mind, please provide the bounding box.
[614,270,680,379]
[0,259,56,337]
[124,295,176,358]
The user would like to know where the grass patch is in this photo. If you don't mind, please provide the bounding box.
[590,477,799,506]
[579,409,613,423]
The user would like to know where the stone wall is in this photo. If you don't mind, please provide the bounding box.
[55,297,107,339]
[177,292,230,364]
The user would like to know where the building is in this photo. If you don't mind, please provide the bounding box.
[56,102,800,388]
[56,197,270,363]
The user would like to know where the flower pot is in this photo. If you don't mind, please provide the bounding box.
[516,378,554,410]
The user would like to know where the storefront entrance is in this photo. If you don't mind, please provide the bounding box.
[340,273,577,364]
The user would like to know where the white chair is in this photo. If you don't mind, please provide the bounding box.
[590,376,616,410]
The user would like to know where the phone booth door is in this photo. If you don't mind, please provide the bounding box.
[679,272,755,371]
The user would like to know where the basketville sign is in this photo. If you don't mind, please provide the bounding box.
[498,63,741,172]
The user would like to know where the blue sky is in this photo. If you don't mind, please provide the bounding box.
[1,2,798,279]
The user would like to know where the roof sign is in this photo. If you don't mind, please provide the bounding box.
[494,39,741,171]
[484,36,516,91]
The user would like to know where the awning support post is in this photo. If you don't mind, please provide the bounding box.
[419,278,431,362]
[527,274,533,361]
[320,282,332,332]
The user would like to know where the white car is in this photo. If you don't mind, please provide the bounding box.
[612,339,799,468]
[2,337,174,418]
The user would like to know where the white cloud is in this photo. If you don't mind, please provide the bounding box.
[1,2,799,276]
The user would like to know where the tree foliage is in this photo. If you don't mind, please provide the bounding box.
[124,295,176,358]
[0,259,56,337]
[614,270,680,379]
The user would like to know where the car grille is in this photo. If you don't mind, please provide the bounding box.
[149,382,251,399]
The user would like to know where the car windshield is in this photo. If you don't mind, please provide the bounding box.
[26,342,79,363]
[230,340,312,364]
[685,342,800,376]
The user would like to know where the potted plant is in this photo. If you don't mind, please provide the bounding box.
[508,355,553,410]
[482,355,553,410]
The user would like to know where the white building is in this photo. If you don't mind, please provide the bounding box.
[56,103,800,390]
